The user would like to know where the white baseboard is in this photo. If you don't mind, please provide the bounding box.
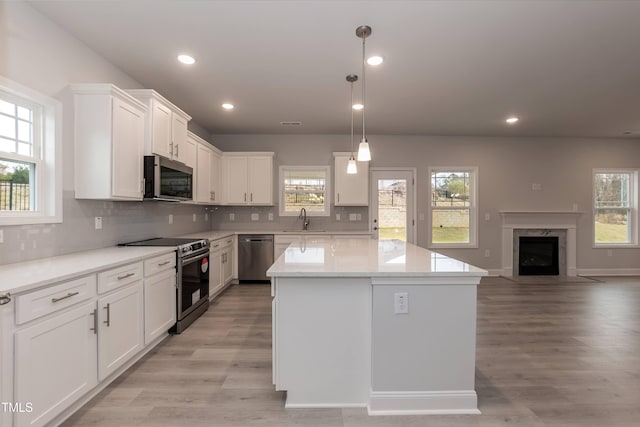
[368,390,480,415]
[486,269,502,277]
[577,268,640,276]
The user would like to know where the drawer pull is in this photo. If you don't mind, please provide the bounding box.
[51,291,79,303]
[104,303,111,327]
[117,272,135,280]
[90,309,98,334]
[0,293,11,305]
[213,244,220,248]
[158,261,171,267]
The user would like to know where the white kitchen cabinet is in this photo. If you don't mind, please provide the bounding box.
[126,89,191,163]
[192,132,223,204]
[14,301,98,427]
[72,84,146,200]
[222,153,274,205]
[334,152,369,206]
[209,236,235,300]
[143,252,176,345]
[97,281,144,381]
[210,150,222,203]
[183,132,198,169]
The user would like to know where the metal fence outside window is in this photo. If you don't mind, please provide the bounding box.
[0,181,31,211]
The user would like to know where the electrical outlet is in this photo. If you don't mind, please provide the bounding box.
[268,212,274,221]
[168,214,173,225]
[356,213,362,221]
[394,292,409,314]
[484,249,491,257]
[484,213,490,221]
[336,213,341,221]
[20,242,24,251]
[532,183,542,191]
[349,213,357,221]
[94,217,102,230]
[205,213,209,221]
[0,230,4,243]
[229,213,235,221]
[573,203,578,211]
[193,213,197,222]
[419,213,425,221]
[251,213,259,221]
[607,249,613,257]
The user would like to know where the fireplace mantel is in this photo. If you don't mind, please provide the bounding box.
[500,211,583,276]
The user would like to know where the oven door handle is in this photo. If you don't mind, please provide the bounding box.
[181,250,210,264]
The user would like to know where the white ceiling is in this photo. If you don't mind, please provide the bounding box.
[27,0,640,138]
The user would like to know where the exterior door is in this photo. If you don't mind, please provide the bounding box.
[370,169,416,243]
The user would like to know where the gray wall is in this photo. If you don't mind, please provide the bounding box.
[0,2,210,265]
[211,134,640,272]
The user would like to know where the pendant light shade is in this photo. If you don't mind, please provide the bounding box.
[346,74,358,174]
[356,25,372,162]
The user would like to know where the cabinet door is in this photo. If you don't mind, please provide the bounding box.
[111,97,144,199]
[14,301,97,427]
[196,143,212,203]
[144,269,176,345]
[223,156,249,204]
[248,156,273,204]
[151,101,173,158]
[210,151,221,203]
[171,113,189,162]
[97,282,144,381]
[222,246,234,285]
[209,248,223,299]
[183,134,198,169]
[334,155,369,206]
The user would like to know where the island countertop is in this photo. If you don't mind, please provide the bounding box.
[267,237,488,278]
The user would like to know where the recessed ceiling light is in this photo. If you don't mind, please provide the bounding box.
[367,56,383,66]
[222,103,234,110]
[177,54,195,65]
[352,103,364,110]
[506,117,519,124]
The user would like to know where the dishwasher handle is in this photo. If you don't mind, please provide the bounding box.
[244,238,273,243]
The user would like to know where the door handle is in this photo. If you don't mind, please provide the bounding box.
[51,291,79,303]
[373,226,379,231]
[0,292,11,305]
[250,193,253,202]
[103,303,111,327]
[244,193,247,202]
[90,308,98,334]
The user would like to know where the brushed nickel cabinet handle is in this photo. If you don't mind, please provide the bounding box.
[158,261,171,267]
[175,144,179,157]
[212,191,216,201]
[90,308,98,334]
[0,293,11,305]
[117,272,135,280]
[250,193,253,202]
[103,303,111,327]
[244,193,247,202]
[51,291,79,303]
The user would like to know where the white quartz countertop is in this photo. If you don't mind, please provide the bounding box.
[267,238,487,278]
[0,246,174,295]
[179,230,371,240]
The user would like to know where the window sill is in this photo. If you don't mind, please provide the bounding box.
[0,213,62,226]
[428,243,478,249]
[593,244,640,249]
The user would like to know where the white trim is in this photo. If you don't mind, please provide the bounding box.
[285,402,367,409]
[428,166,478,248]
[486,269,503,277]
[576,268,640,276]
[369,167,418,244]
[0,76,62,226]
[592,168,639,247]
[278,165,331,217]
[368,390,480,415]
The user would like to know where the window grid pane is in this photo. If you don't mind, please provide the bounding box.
[0,159,34,211]
[282,168,328,214]
[431,171,471,208]
[0,97,35,157]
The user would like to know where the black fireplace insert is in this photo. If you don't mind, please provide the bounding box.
[518,236,559,276]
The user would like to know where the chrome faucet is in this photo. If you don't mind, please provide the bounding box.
[298,207,310,231]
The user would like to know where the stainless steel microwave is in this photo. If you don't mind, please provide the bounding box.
[143,155,193,201]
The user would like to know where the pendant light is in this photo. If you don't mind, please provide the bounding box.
[346,74,358,174]
[356,25,372,162]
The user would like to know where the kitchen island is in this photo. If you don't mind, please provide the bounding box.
[267,237,487,415]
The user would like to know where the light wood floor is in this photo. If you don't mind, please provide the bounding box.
[62,277,640,426]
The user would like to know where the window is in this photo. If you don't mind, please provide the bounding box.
[593,169,638,246]
[279,166,330,216]
[429,167,477,247]
[0,76,62,225]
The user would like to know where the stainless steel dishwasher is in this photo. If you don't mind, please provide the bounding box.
[238,234,274,282]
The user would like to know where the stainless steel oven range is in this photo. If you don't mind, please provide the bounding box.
[121,237,210,333]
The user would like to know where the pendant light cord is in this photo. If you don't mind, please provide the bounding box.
[361,35,366,142]
[350,80,355,156]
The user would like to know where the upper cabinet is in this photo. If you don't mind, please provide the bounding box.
[125,89,191,163]
[190,132,222,204]
[72,84,147,200]
[334,152,369,206]
[222,153,274,205]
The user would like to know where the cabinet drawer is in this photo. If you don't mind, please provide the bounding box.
[15,275,97,325]
[144,252,176,277]
[98,262,143,294]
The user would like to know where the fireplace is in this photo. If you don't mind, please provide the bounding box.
[518,236,559,275]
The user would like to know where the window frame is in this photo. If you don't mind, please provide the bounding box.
[0,76,62,225]
[427,166,478,249]
[278,165,331,217]
[592,168,638,248]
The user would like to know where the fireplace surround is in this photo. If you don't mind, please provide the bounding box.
[500,211,581,277]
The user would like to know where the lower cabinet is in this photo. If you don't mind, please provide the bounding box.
[222,241,234,285]
[209,236,235,300]
[14,301,98,427]
[97,281,144,381]
[144,269,176,345]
